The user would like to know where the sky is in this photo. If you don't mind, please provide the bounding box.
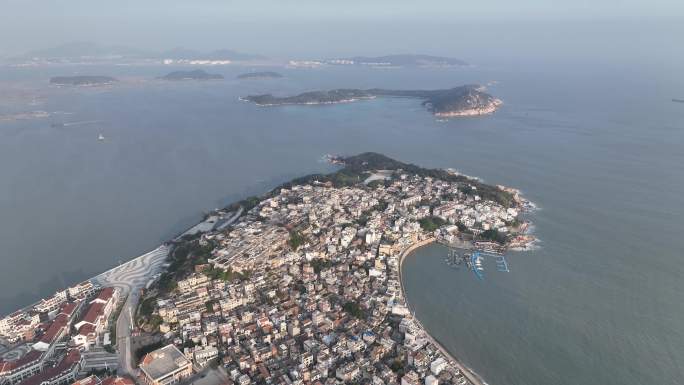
[0,0,683,59]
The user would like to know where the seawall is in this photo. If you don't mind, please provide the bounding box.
[398,237,488,385]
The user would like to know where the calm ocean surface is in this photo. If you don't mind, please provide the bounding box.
[1,46,683,383]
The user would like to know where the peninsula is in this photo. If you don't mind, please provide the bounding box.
[159,69,224,81]
[49,75,117,86]
[133,153,534,384]
[242,85,502,117]
[237,71,283,79]
[0,153,535,385]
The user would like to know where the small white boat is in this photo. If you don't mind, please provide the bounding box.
[98,134,105,141]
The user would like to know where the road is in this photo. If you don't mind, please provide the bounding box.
[91,246,169,376]
[95,208,243,376]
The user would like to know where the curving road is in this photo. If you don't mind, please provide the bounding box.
[91,246,169,376]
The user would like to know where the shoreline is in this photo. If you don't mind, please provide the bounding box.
[398,237,488,385]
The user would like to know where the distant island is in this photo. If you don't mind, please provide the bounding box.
[6,42,267,66]
[288,54,468,69]
[159,69,224,81]
[242,85,502,117]
[237,71,283,80]
[49,75,117,86]
[326,54,468,67]
[673,98,684,103]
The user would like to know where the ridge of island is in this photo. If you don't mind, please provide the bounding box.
[49,75,117,86]
[241,85,502,117]
[159,69,224,81]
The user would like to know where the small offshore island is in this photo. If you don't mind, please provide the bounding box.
[159,69,224,81]
[0,153,535,385]
[49,75,117,86]
[242,85,502,117]
[237,71,283,80]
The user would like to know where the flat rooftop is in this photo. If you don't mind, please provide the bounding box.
[139,344,191,380]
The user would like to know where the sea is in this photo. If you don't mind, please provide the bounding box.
[1,25,683,384]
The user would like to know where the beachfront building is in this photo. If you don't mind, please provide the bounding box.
[71,288,119,350]
[16,349,83,385]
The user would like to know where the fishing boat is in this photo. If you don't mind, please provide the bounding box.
[470,252,485,280]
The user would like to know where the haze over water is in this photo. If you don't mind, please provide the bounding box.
[1,19,683,385]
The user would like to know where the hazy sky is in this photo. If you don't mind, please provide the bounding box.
[1,0,683,58]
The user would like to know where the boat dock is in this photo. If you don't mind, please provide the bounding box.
[445,249,510,278]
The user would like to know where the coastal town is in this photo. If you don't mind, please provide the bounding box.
[0,154,535,385]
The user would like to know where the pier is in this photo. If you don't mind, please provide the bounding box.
[444,248,510,279]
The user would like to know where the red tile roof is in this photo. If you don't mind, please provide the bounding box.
[18,349,80,385]
[40,314,68,344]
[101,377,135,385]
[81,302,105,325]
[0,350,42,374]
[94,287,115,303]
[72,375,102,385]
[60,302,78,317]
[77,323,96,336]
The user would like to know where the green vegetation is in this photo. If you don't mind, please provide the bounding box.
[155,238,216,295]
[204,266,251,282]
[243,85,497,116]
[419,216,446,232]
[157,272,177,294]
[205,299,219,312]
[218,153,514,222]
[107,295,127,346]
[158,152,515,283]
[139,297,156,318]
[148,315,163,330]
[343,301,366,319]
[455,221,472,234]
[310,258,333,274]
[135,341,164,361]
[390,358,407,373]
[288,230,308,250]
[480,229,509,244]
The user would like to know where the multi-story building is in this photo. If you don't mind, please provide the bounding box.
[139,345,193,385]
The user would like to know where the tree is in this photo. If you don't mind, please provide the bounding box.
[343,301,366,319]
[418,216,446,232]
[480,229,509,244]
[288,230,308,250]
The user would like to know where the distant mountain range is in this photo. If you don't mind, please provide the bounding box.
[9,42,266,63]
[49,75,118,86]
[325,54,467,67]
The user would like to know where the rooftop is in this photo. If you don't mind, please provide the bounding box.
[140,344,191,381]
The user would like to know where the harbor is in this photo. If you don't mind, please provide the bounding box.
[443,248,511,280]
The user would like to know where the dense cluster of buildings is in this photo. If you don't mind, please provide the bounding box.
[140,172,531,385]
[0,284,120,385]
